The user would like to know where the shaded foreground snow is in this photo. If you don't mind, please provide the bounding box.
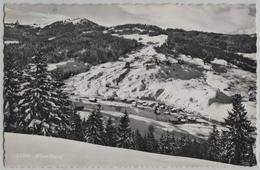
[4,133,236,167]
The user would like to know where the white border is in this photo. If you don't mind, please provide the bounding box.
[1,0,258,4]
[0,0,259,170]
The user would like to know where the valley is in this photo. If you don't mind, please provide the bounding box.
[4,17,257,142]
[62,24,256,140]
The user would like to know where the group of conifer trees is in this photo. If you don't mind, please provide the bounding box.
[69,94,256,166]
[206,94,256,166]
[4,51,256,166]
[70,107,133,149]
[4,50,73,136]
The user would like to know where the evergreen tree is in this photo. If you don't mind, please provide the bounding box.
[117,110,133,148]
[3,49,22,131]
[218,131,230,163]
[190,139,203,158]
[246,144,257,166]
[207,125,221,161]
[159,131,174,155]
[124,62,130,69]
[145,125,158,153]
[133,129,146,151]
[18,53,71,136]
[176,136,192,156]
[71,113,84,141]
[224,94,256,165]
[105,117,118,147]
[84,107,105,145]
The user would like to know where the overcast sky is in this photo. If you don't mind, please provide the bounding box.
[4,3,256,34]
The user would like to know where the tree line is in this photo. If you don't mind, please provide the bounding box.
[68,95,256,166]
[4,52,256,166]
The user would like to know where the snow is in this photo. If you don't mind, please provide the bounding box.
[5,24,15,28]
[102,30,108,34]
[174,123,220,138]
[63,18,85,25]
[98,100,131,108]
[4,133,236,167]
[82,31,93,34]
[211,58,228,66]
[205,72,229,91]
[47,59,74,71]
[48,36,56,41]
[4,40,19,44]
[97,109,220,139]
[77,111,92,120]
[178,54,211,70]
[112,33,167,46]
[237,52,256,61]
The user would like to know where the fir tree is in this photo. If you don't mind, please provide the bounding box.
[52,75,73,132]
[145,125,158,153]
[117,110,133,148]
[176,136,192,156]
[71,113,84,141]
[190,139,203,158]
[84,106,105,145]
[246,144,257,166]
[18,53,71,136]
[18,52,72,136]
[218,131,230,163]
[105,117,118,147]
[159,131,171,154]
[207,125,221,161]
[224,94,256,165]
[3,49,22,132]
[133,129,146,151]
[159,131,176,155]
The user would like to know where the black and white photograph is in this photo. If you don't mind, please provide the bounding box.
[2,1,258,168]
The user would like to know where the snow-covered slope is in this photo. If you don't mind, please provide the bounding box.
[4,133,236,167]
[237,52,256,61]
[65,30,256,123]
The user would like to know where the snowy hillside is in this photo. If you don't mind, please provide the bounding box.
[65,28,256,124]
[4,133,236,167]
[4,18,256,142]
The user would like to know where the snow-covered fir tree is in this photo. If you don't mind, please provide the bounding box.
[207,125,221,161]
[224,94,256,165]
[84,105,105,145]
[4,49,22,131]
[18,53,72,136]
[105,117,118,147]
[117,110,133,149]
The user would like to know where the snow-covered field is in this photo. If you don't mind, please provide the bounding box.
[65,31,256,125]
[4,133,236,167]
[101,109,219,138]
